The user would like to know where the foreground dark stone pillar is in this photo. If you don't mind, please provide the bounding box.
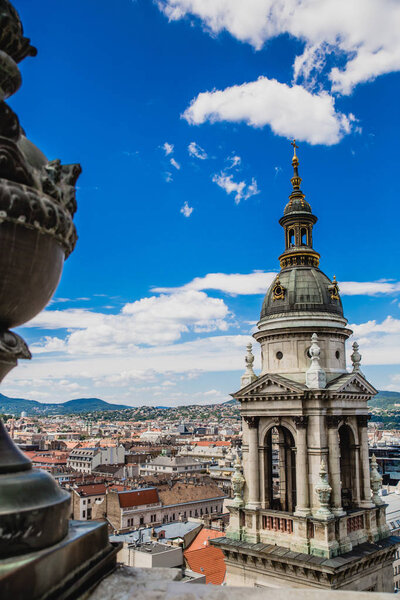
[0,2,119,597]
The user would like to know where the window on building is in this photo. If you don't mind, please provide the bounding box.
[82,510,86,518]
[300,227,308,246]
[139,517,144,525]
[288,229,295,247]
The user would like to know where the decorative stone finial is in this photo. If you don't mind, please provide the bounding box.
[240,342,258,388]
[315,459,333,519]
[370,454,383,505]
[231,454,245,507]
[351,341,362,373]
[306,333,326,389]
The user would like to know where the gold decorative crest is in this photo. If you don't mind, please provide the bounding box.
[330,275,340,300]
[272,275,285,301]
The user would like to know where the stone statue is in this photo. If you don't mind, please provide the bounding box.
[351,341,362,374]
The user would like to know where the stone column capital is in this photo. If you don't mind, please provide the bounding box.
[292,416,308,429]
[326,415,341,429]
[243,416,259,429]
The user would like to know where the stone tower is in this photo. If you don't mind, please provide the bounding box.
[212,143,399,592]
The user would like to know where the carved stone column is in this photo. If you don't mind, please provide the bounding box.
[358,415,374,507]
[293,416,310,516]
[326,416,345,515]
[244,416,260,509]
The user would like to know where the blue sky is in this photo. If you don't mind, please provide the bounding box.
[5,0,400,405]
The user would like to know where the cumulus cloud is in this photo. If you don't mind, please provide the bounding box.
[26,290,231,353]
[212,172,259,204]
[350,316,400,366]
[153,272,400,300]
[163,142,174,155]
[170,158,181,170]
[158,0,400,95]
[184,77,353,145]
[188,141,208,159]
[153,271,277,295]
[180,201,193,217]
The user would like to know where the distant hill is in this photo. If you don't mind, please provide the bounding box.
[0,394,129,416]
[368,391,400,409]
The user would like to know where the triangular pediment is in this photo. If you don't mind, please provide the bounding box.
[327,372,377,396]
[232,373,306,400]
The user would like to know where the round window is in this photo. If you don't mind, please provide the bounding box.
[335,350,340,359]
[276,351,283,360]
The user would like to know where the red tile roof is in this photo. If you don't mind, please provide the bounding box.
[118,488,159,508]
[186,528,225,552]
[75,483,106,497]
[184,528,226,584]
[192,441,230,447]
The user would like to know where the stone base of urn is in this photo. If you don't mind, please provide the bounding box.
[0,520,121,600]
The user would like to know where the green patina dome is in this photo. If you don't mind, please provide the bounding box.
[260,266,343,320]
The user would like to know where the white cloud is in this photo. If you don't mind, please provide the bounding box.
[26,290,231,353]
[180,201,193,217]
[158,0,400,95]
[188,141,208,159]
[170,158,181,170]
[212,172,259,204]
[163,142,174,155]
[153,271,276,295]
[227,155,241,169]
[350,316,400,366]
[165,171,173,182]
[339,281,400,296]
[184,77,353,146]
[154,272,400,298]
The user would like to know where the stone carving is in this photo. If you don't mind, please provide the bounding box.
[0,1,37,64]
[231,455,245,507]
[306,333,326,389]
[315,459,332,519]
[240,342,258,388]
[243,416,259,429]
[329,275,340,301]
[351,341,362,373]
[272,274,285,301]
[370,454,383,506]
[292,415,308,429]
[0,0,80,561]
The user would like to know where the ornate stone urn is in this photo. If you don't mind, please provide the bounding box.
[370,454,383,506]
[0,0,82,558]
[231,455,245,507]
[315,460,333,520]
[0,5,119,597]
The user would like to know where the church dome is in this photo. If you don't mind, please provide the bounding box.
[260,266,343,321]
[283,195,312,215]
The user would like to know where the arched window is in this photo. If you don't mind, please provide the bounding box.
[301,227,308,246]
[339,424,358,509]
[288,229,295,247]
[264,426,296,512]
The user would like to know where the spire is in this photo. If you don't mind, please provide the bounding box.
[290,139,302,191]
[278,141,319,269]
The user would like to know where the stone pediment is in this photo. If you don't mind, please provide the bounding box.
[327,372,377,396]
[232,373,306,400]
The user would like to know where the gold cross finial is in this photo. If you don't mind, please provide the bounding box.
[291,139,299,158]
